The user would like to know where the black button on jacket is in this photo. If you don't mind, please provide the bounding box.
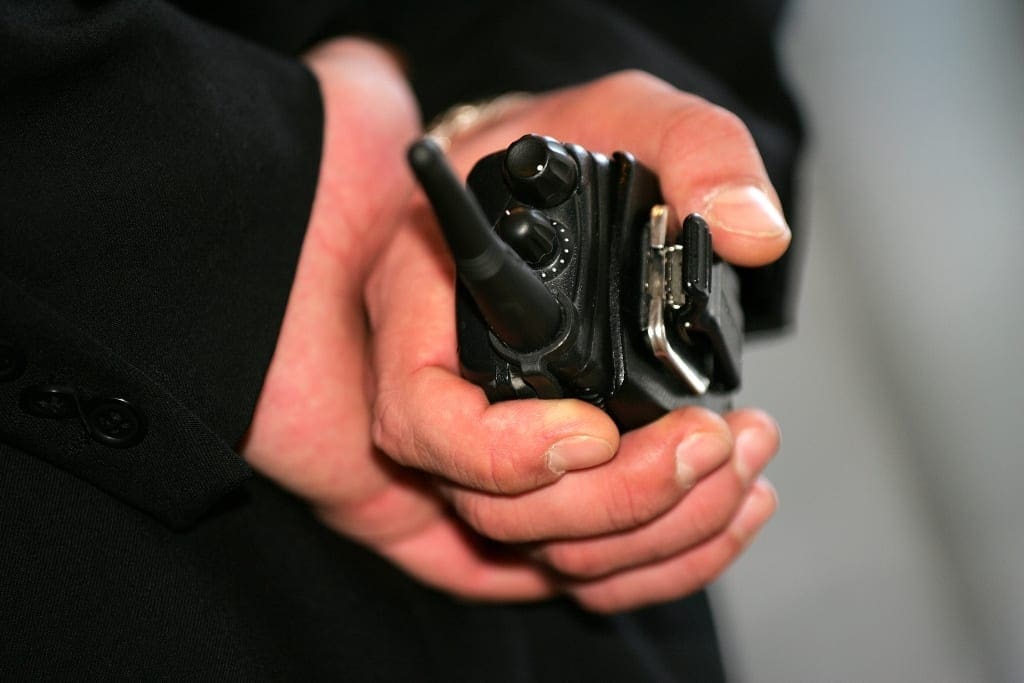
[0,1,802,679]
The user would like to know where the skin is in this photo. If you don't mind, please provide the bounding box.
[243,38,787,613]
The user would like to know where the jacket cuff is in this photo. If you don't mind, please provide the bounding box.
[0,2,324,526]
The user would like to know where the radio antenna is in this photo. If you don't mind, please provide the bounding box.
[408,138,563,351]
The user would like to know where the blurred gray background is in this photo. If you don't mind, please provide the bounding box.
[712,1,1024,681]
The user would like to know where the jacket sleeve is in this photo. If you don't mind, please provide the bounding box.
[0,0,323,528]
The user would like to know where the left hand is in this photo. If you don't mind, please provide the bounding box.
[246,45,785,611]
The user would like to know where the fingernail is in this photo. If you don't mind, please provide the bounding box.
[675,432,732,489]
[704,184,789,238]
[546,436,615,474]
[731,478,778,543]
[734,428,776,486]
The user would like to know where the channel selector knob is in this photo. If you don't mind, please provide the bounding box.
[502,134,579,208]
[495,207,560,268]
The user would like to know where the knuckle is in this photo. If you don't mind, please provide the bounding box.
[545,545,609,580]
[451,496,519,543]
[658,101,755,166]
[693,549,734,589]
[599,68,670,94]
[686,493,739,543]
[604,473,678,532]
[605,481,646,530]
[474,406,554,494]
[700,103,751,139]
[481,445,536,495]
[372,387,447,474]
[370,390,402,454]
[451,496,492,537]
[677,405,730,433]
[689,559,719,589]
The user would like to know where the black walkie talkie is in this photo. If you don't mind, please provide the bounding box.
[408,134,742,430]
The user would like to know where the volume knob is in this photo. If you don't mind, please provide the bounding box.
[495,207,560,268]
[503,134,579,208]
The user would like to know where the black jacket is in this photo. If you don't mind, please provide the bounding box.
[0,1,801,679]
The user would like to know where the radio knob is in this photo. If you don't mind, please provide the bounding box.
[503,134,579,208]
[495,207,560,268]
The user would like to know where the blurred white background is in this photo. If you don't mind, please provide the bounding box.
[713,1,1024,681]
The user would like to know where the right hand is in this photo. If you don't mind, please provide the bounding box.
[364,71,786,612]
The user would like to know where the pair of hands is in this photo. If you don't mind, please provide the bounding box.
[242,39,790,613]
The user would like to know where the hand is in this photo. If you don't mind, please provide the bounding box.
[245,49,784,612]
[365,71,786,611]
[244,39,563,598]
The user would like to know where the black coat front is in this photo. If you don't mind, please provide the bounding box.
[0,1,802,679]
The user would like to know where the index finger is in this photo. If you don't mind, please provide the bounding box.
[448,70,791,268]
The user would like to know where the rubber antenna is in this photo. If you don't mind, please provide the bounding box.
[408,138,563,351]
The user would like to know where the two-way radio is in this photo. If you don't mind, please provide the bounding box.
[408,134,742,429]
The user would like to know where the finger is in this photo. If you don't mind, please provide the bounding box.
[375,367,619,493]
[445,407,733,542]
[367,218,620,494]
[566,477,778,614]
[304,38,421,276]
[375,515,558,602]
[246,38,419,510]
[534,409,779,577]
[575,72,790,267]
[449,70,790,267]
[724,408,781,487]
